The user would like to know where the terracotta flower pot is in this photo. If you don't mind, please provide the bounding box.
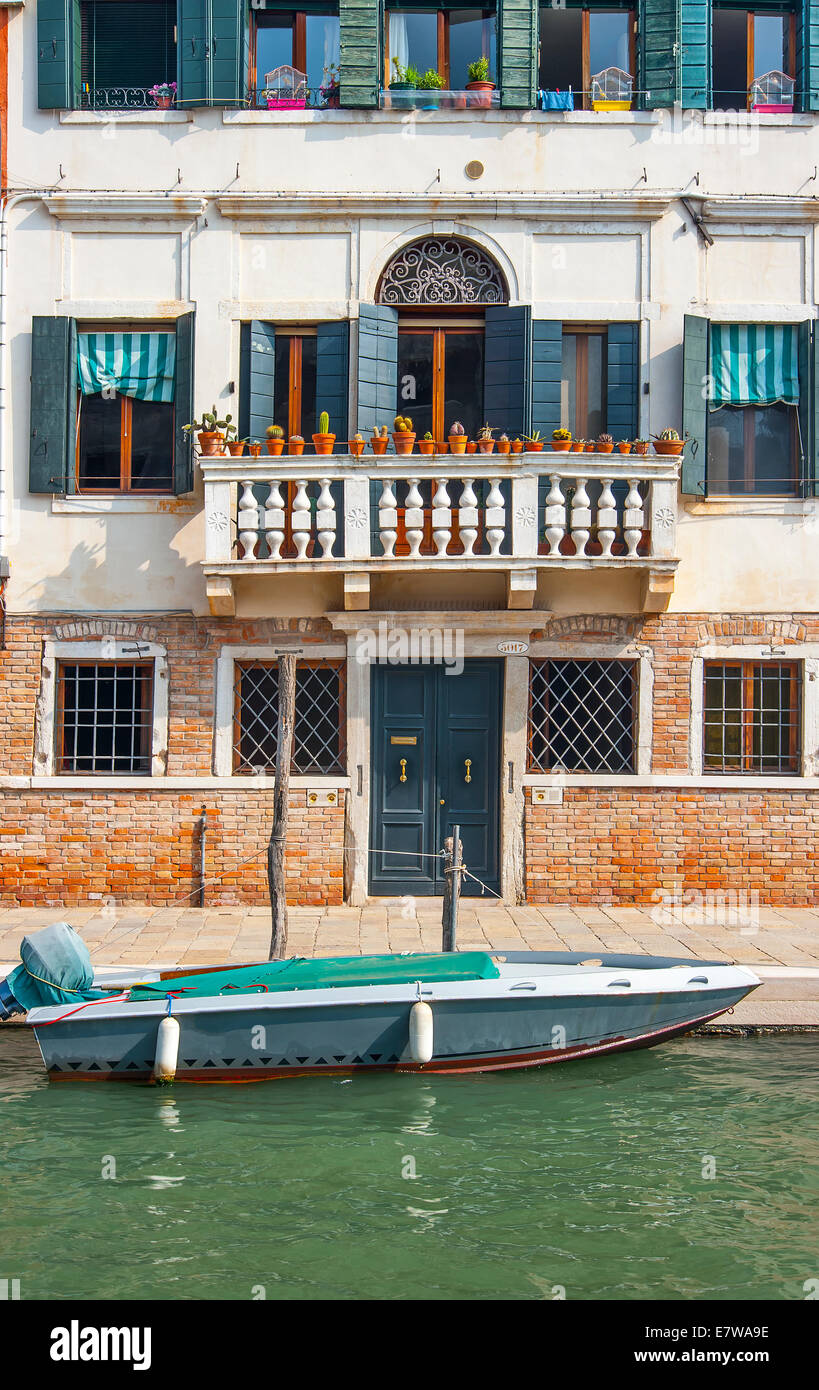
[437,441,449,454]
[528,442,544,453]
[477,439,496,454]
[248,443,262,457]
[634,442,649,455]
[312,432,336,455]
[511,439,524,454]
[348,439,365,458]
[392,431,416,455]
[551,439,572,452]
[597,442,614,454]
[266,438,285,455]
[418,439,436,455]
[617,442,631,454]
[466,80,495,108]
[288,438,305,456]
[197,430,224,456]
[448,434,468,454]
[584,442,594,452]
[653,439,685,455]
[466,441,477,454]
[154,96,173,111]
[571,441,584,453]
[371,436,389,455]
[226,441,246,456]
[497,440,511,455]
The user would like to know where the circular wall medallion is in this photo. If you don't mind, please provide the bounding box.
[465,160,485,180]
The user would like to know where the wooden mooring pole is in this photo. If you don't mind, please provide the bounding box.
[441,824,462,953]
[268,652,296,961]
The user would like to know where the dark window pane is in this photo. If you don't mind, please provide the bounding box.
[234,661,346,774]
[586,334,605,438]
[300,336,318,439]
[449,10,497,88]
[539,9,582,92]
[703,662,800,773]
[81,0,176,95]
[713,8,748,110]
[708,403,796,495]
[528,659,637,773]
[398,332,435,438]
[273,335,292,434]
[78,392,122,488]
[58,663,153,775]
[444,331,484,438]
[561,333,577,434]
[388,10,438,80]
[130,398,174,490]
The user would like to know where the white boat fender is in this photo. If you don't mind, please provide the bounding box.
[409,988,434,1065]
[153,997,180,1084]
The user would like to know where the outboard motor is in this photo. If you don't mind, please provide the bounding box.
[0,923,102,1018]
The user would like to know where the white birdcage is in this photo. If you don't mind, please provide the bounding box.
[263,64,308,109]
[590,66,633,111]
[750,69,795,111]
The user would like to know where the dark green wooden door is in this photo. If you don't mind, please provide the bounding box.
[370,661,502,896]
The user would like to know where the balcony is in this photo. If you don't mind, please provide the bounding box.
[201,451,680,616]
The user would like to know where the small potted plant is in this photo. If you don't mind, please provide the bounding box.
[390,58,419,108]
[448,420,468,454]
[436,439,449,453]
[524,430,544,453]
[225,424,245,457]
[182,406,230,456]
[312,410,336,455]
[466,56,495,107]
[633,438,650,455]
[320,64,340,109]
[370,424,389,456]
[497,433,511,455]
[653,427,686,456]
[417,68,444,110]
[596,432,615,454]
[551,427,572,452]
[393,414,416,454]
[266,424,285,456]
[418,431,436,455]
[149,81,177,111]
[348,431,365,458]
[247,440,263,457]
[584,439,595,453]
[570,437,585,453]
[477,423,496,454]
[288,434,305,456]
[617,439,632,454]
[511,438,524,454]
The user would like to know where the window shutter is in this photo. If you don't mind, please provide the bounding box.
[606,323,639,441]
[640,0,677,108]
[316,322,350,444]
[531,320,563,441]
[799,1,819,111]
[38,0,76,109]
[239,320,276,447]
[681,0,709,109]
[798,320,816,496]
[499,0,536,109]
[178,0,209,105]
[356,305,398,437]
[29,317,75,494]
[339,0,380,108]
[681,313,708,496]
[173,312,196,496]
[484,306,531,439]
[211,0,248,104]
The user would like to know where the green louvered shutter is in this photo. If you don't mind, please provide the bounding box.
[179,0,209,105]
[340,0,380,108]
[640,0,677,108]
[174,312,196,495]
[484,306,531,438]
[811,322,819,495]
[38,0,77,109]
[499,0,536,108]
[316,323,351,443]
[29,318,75,493]
[797,320,815,495]
[212,0,247,103]
[800,1,819,111]
[531,320,563,441]
[681,313,708,496]
[607,323,639,441]
[239,321,276,446]
[356,305,398,436]
[681,0,709,109]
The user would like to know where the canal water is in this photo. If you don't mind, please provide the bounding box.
[1,1029,816,1301]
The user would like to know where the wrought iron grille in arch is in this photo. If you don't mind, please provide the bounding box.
[377,238,508,306]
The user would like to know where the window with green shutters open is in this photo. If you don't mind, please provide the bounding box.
[80,0,177,110]
[75,326,176,493]
[384,4,497,99]
[707,323,800,496]
[250,5,340,107]
[712,5,797,112]
[538,4,635,111]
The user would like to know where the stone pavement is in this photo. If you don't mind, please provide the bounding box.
[1,900,818,1026]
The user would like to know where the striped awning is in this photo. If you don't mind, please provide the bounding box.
[77,332,176,403]
[709,323,799,409]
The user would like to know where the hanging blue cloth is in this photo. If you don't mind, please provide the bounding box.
[539,88,574,111]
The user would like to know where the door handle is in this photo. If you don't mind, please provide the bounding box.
[399,758,407,783]
[464,759,472,783]
[440,798,445,804]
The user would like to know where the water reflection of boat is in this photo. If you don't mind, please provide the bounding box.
[0,924,759,1084]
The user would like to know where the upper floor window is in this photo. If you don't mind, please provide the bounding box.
[539,5,634,110]
[274,328,318,440]
[80,0,176,109]
[385,6,497,91]
[76,329,175,493]
[561,328,607,439]
[713,6,796,112]
[251,6,340,106]
[707,324,799,495]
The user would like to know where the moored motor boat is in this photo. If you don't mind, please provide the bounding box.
[0,924,760,1082]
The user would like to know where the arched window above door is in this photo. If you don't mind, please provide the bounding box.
[377,237,508,306]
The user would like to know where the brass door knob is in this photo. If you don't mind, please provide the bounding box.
[440,798,445,804]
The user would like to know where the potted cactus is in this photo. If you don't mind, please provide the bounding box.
[653,427,686,456]
[511,438,524,454]
[225,424,245,457]
[312,410,336,455]
[418,430,436,456]
[524,430,544,453]
[476,423,496,454]
[497,433,511,455]
[182,406,231,456]
[348,432,365,458]
[288,434,305,456]
[466,55,495,107]
[570,437,585,453]
[266,423,285,456]
[617,439,632,454]
[597,432,615,454]
[633,439,650,455]
[247,441,263,457]
[393,414,416,454]
[551,427,572,453]
[370,424,389,456]
[448,420,468,454]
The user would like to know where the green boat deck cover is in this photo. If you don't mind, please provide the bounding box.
[129,952,500,1002]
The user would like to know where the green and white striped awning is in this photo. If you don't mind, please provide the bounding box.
[709,323,799,409]
[77,331,176,403]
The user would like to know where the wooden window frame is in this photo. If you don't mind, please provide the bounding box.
[562,326,608,438]
[398,313,484,444]
[384,6,495,90]
[276,325,317,440]
[250,8,339,93]
[538,7,635,110]
[56,659,154,776]
[746,9,796,110]
[75,391,175,496]
[703,659,801,774]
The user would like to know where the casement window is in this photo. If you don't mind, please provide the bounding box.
[75,329,175,493]
[250,6,340,105]
[56,662,154,775]
[561,328,607,439]
[397,316,485,441]
[712,6,796,112]
[528,659,638,773]
[240,320,348,445]
[706,323,799,496]
[538,5,635,109]
[80,0,176,108]
[703,661,801,774]
[385,6,497,89]
[273,329,318,440]
[233,660,346,775]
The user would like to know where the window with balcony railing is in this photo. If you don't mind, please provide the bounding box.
[250,5,340,107]
[712,5,796,112]
[79,0,176,110]
[538,4,635,111]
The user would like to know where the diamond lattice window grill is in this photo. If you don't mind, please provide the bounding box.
[233,660,346,775]
[528,659,637,773]
[377,237,508,306]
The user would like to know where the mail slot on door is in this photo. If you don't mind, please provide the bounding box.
[390,736,418,745]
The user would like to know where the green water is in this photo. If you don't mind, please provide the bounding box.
[1,1029,816,1301]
